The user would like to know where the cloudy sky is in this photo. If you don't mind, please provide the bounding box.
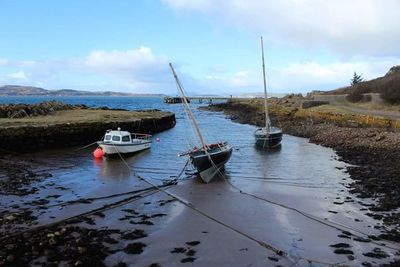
[0,0,399,95]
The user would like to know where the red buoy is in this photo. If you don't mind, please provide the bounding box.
[93,147,104,158]
[156,137,160,142]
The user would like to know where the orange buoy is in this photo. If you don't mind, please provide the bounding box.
[93,147,104,158]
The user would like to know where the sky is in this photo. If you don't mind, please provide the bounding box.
[0,0,399,95]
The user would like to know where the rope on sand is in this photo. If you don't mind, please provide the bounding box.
[203,149,400,266]
[113,147,299,263]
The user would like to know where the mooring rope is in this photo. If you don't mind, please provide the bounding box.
[204,151,400,265]
[0,188,162,242]
[74,141,98,151]
[204,151,352,266]
[112,147,297,262]
[0,145,188,242]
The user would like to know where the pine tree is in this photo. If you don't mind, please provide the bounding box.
[351,72,364,85]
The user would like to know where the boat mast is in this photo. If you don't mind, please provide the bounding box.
[261,36,271,131]
[169,63,208,150]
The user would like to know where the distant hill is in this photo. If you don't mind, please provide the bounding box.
[322,65,400,96]
[0,85,164,97]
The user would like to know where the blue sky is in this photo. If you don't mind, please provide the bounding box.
[0,0,399,95]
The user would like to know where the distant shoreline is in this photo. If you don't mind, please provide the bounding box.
[0,94,165,97]
[0,85,166,97]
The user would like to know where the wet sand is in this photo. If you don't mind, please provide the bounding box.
[206,99,400,240]
[1,163,399,266]
[1,108,400,266]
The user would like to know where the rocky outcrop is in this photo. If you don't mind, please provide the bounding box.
[0,101,84,118]
[386,65,400,76]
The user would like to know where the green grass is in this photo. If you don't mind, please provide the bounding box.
[0,109,170,127]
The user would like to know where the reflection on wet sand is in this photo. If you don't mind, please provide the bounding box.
[94,149,154,181]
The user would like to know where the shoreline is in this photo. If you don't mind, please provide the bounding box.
[203,98,400,240]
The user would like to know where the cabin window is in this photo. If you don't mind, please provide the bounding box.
[105,135,111,141]
[112,135,121,142]
[122,135,130,142]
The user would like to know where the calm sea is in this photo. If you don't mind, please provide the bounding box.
[0,96,165,110]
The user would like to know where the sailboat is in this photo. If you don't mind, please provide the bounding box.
[169,63,233,183]
[254,37,283,148]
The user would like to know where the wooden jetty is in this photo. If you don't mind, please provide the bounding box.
[164,97,190,104]
[164,96,233,104]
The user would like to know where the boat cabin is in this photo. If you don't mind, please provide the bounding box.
[103,128,151,144]
[103,128,132,144]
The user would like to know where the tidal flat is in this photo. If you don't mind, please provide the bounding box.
[1,100,399,266]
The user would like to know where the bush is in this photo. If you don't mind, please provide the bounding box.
[361,94,372,102]
[381,80,400,104]
[346,91,363,103]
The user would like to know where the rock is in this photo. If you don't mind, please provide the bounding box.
[186,241,200,246]
[385,65,400,76]
[6,254,15,262]
[5,215,16,221]
[0,101,76,118]
[77,246,87,254]
[48,238,57,246]
[123,242,146,254]
[170,247,186,253]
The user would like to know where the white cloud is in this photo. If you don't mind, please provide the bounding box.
[165,0,400,93]
[232,70,250,86]
[200,57,399,94]
[7,70,28,80]
[0,46,398,94]
[269,58,398,92]
[80,46,170,88]
[164,0,400,56]
[84,47,157,71]
[0,47,173,93]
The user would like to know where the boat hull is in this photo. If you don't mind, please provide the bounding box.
[98,141,151,155]
[190,143,232,183]
[255,128,282,148]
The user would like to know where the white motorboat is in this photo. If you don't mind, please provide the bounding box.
[97,128,151,155]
